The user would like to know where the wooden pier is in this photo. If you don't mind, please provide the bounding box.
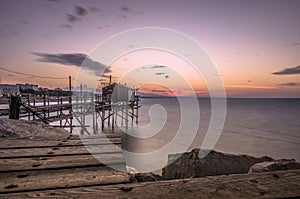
[2,82,140,135]
[0,134,299,198]
[0,133,133,196]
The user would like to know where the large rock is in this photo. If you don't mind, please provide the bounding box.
[248,159,300,173]
[162,149,273,180]
[0,119,70,140]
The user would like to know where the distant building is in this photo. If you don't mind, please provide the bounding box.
[38,87,48,91]
[0,84,20,96]
[16,83,38,92]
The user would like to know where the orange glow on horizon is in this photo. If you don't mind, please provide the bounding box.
[226,84,276,90]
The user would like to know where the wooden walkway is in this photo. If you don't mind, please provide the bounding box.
[0,135,300,198]
[0,134,132,196]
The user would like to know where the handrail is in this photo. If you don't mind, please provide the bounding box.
[19,102,49,124]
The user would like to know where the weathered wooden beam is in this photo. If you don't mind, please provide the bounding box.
[0,166,130,194]
[3,169,299,198]
[0,137,121,149]
[0,144,122,159]
[0,153,125,172]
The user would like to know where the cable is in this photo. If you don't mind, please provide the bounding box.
[0,67,69,80]
[71,77,84,84]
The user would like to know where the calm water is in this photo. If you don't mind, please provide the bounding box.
[2,97,299,170]
[131,98,300,161]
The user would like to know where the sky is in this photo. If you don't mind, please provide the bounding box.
[0,0,299,97]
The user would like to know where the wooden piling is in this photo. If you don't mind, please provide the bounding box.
[69,75,73,133]
[9,96,20,120]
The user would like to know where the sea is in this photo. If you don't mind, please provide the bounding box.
[127,97,300,162]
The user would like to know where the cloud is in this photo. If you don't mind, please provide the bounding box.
[277,82,300,87]
[100,74,112,78]
[89,6,99,12]
[20,20,30,25]
[75,5,87,16]
[213,73,223,76]
[0,25,18,38]
[152,89,167,93]
[32,52,111,75]
[120,5,131,12]
[67,14,79,23]
[226,84,276,89]
[118,14,127,19]
[60,24,72,29]
[272,65,300,75]
[119,4,143,15]
[61,6,87,28]
[152,65,167,68]
[141,65,167,69]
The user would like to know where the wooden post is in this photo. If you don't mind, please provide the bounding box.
[114,105,117,127]
[57,95,60,125]
[33,96,35,120]
[27,94,30,121]
[69,75,73,133]
[101,108,105,130]
[108,106,111,126]
[112,107,115,129]
[47,96,50,118]
[136,95,139,124]
[43,94,46,120]
[60,97,63,128]
[92,92,96,134]
[80,84,84,135]
[126,103,128,130]
[9,96,21,120]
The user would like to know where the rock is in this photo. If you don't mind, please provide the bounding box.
[162,149,273,180]
[248,159,300,173]
[133,173,163,182]
[0,119,70,140]
[0,128,17,138]
[126,166,138,175]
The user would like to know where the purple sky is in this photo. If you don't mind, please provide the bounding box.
[0,0,299,97]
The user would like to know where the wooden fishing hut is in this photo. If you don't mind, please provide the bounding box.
[96,83,140,131]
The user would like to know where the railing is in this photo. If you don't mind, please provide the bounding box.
[1,91,141,134]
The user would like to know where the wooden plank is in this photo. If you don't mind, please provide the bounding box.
[29,103,72,112]
[3,170,300,198]
[77,134,122,139]
[0,166,130,194]
[0,137,121,149]
[0,153,125,172]
[45,114,73,123]
[0,144,122,159]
